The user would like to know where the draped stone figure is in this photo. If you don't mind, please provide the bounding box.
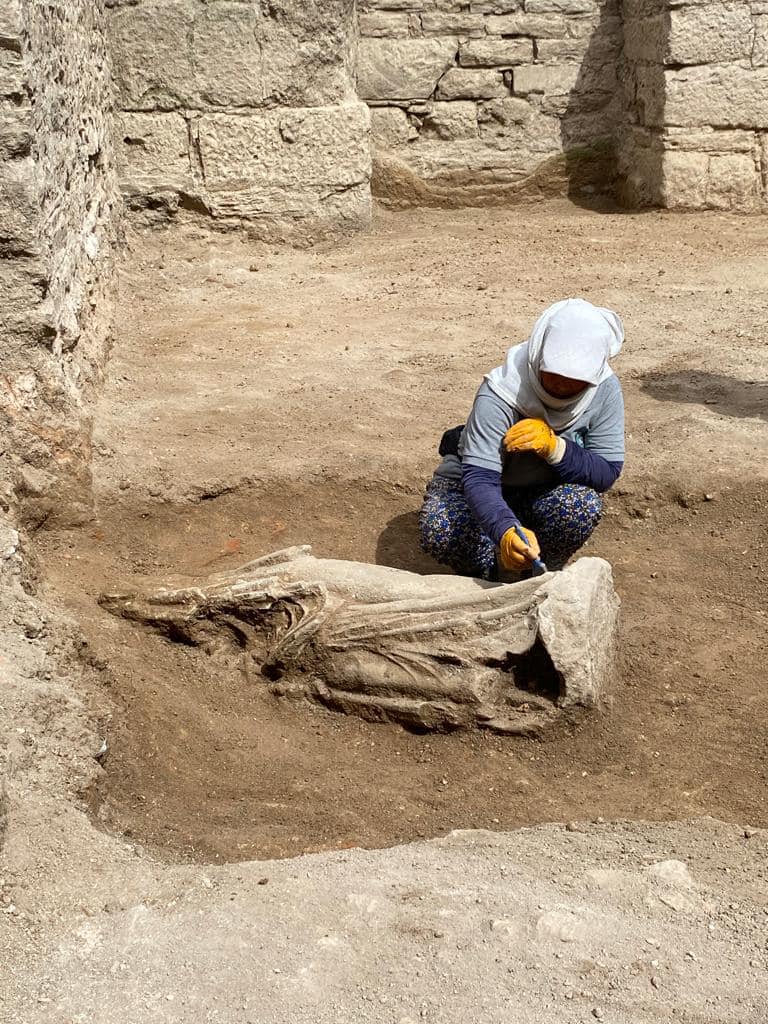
[100,547,619,735]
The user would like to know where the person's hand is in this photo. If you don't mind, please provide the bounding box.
[503,418,557,459]
[499,526,541,571]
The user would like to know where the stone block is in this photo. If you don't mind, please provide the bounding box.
[115,112,194,193]
[109,1,195,110]
[370,106,418,146]
[0,110,31,160]
[0,158,42,256]
[436,67,507,99]
[197,104,371,219]
[0,49,25,100]
[525,0,596,12]
[258,0,356,108]
[754,15,768,67]
[667,3,754,65]
[665,65,768,129]
[358,12,411,37]
[420,101,479,140]
[622,15,666,63]
[513,63,579,94]
[358,38,458,101]
[661,150,708,208]
[663,127,757,154]
[421,12,486,35]
[0,0,22,48]
[707,153,761,211]
[459,38,534,66]
[486,13,567,37]
[193,2,263,107]
[535,37,591,62]
[468,2,522,13]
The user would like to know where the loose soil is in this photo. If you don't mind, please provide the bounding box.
[35,202,768,863]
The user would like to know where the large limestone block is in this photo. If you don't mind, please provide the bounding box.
[753,15,768,67]
[666,3,754,65]
[115,112,194,194]
[100,548,619,735]
[358,38,458,101]
[193,2,263,107]
[665,65,768,129]
[486,13,568,37]
[421,12,487,35]
[195,104,371,224]
[513,63,579,95]
[420,101,479,141]
[437,68,507,99]
[459,38,534,67]
[525,0,596,11]
[0,49,25,101]
[109,1,196,110]
[370,106,417,146]
[706,153,761,212]
[197,104,370,189]
[258,0,356,108]
[661,151,709,208]
[358,11,411,37]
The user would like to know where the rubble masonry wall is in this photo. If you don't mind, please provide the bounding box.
[358,0,624,205]
[107,0,372,240]
[0,0,120,523]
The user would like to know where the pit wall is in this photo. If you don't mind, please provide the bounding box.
[621,0,768,211]
[0,0,120,525]
[358,0,624,206]
[107,0,372,240]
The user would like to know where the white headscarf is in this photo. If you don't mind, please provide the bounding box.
[485,298,624,431]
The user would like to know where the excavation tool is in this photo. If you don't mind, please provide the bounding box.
[512,524,548,576]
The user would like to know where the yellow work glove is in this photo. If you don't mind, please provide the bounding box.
[499,526,541,571]
[503,418,557,460]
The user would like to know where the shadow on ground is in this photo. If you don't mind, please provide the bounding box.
[376,510,451,575]
[641,371,768,421]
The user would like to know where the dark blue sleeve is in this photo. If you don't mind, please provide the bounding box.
[461,464,520,545]
[551,440,623,492]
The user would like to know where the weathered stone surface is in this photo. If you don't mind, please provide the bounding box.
[486,13,568,37]
[193,104,372,232]
[359,11,411,37]
[666,3,754,65]
[665,65,768,129]
[661,150,709,208]
[370,106,418,146]
[358,38,458,101]
[622,15,666,63]
[663,126,757,154]
[525,0,595,12]
[115,112,194,194]
[109,2,195,110]
[101,548,619,734]
[420,101,479,140]
[436,67,507,99]
[707,152,761,211]
[193,2,263,107]
[513,63,579,94]
[459,38,534,66]
[753,15,768,67]
[421,11,487,35]
[1,0,119,521]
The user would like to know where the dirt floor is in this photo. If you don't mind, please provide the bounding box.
[34,202,768,864]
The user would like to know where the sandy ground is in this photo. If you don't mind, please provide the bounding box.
[2,201,768,1022]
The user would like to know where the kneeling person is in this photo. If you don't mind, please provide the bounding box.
[419,298,625,579]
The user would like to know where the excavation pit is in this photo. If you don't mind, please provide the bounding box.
[30,204,768,865]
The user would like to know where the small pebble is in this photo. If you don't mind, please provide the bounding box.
[592,1008,605,1020]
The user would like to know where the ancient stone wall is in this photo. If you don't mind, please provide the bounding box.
[107,0,372,240]
[358,0,624,205]
[0,0,120,524]
[622,0,768,211]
